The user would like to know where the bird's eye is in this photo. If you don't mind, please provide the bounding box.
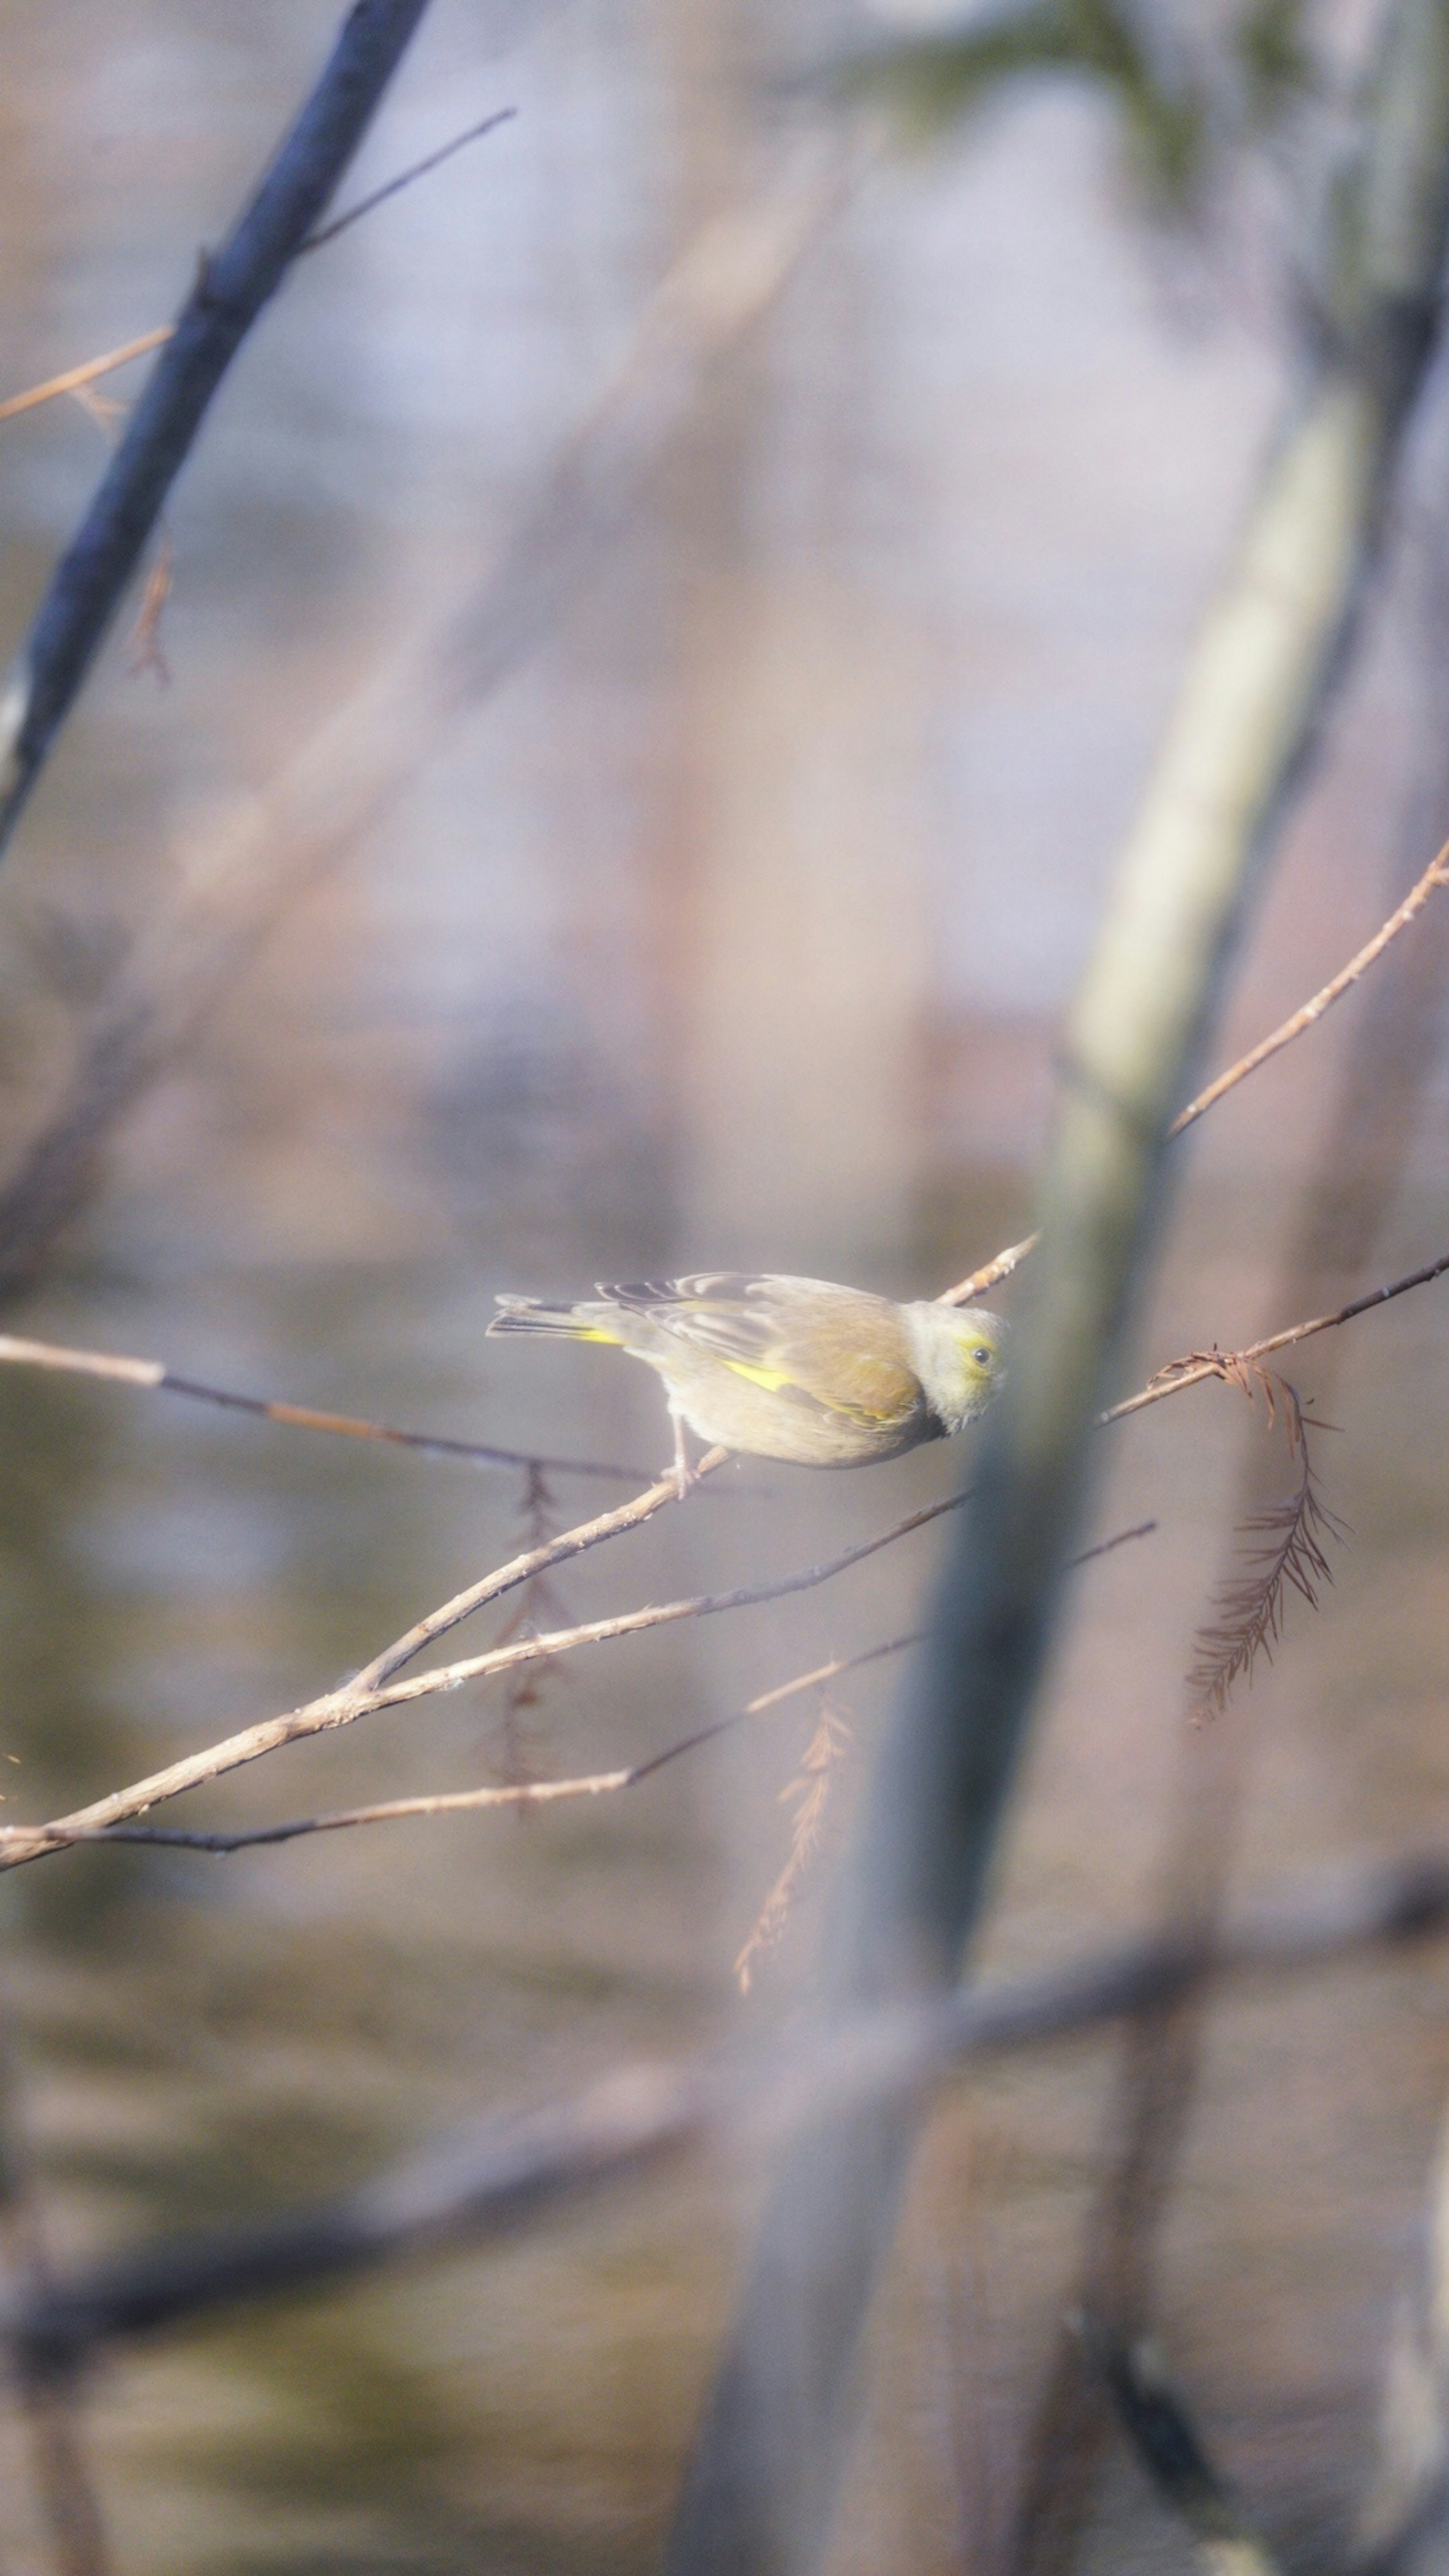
[971,1346,992,1367]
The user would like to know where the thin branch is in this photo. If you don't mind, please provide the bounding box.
[1103,1246,1449,1424]
[7,1843,1449,2370]
[939,1233,1040,1307]
[943,833,1449,1306]
[1169,836,1449,1137]
[734,1696,853,1993]
[0,149,849,1298]
[6,1239,1434,1875]
[0,1329,651,1481]
[0,0,436,858]
[0,110,518,437]
[0,1465,980,1866]
[0,331,173,429]
[23,1519,1157,1857]
[297,105,516,252]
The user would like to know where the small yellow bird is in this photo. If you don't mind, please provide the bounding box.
[486,1273,1008,1486]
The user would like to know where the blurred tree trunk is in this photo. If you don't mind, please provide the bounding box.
[665,5,1449,2570]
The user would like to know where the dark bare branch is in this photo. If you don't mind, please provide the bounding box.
[0,0,436,857]
[0,1328,651,1481]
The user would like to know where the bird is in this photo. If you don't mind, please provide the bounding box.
[486,1272,1008,1488]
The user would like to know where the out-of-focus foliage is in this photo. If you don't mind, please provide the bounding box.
[836,0,1316,206]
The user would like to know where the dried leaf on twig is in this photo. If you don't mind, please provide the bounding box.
[1184,1372,1345,1719]
[735,1695,852,1992]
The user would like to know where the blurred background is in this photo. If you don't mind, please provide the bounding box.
[3,0,1449,2567]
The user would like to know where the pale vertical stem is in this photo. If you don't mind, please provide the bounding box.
[665,8,1449,2570]
[1357,2098,1449,2567]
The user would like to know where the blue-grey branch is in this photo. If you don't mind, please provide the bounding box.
[0,0,434,860]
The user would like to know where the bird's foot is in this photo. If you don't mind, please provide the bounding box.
[668,1412,698,1499]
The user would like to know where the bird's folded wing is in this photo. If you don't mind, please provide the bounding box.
[602,1276,921,1427]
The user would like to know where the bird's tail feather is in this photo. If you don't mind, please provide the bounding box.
[486,1296,621,1343]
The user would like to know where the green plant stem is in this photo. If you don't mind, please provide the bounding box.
[664,8,1449,2570]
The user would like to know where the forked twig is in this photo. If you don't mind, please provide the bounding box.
[1104,1247,1449,1424]
[0,113,518,430]
[0,1521,1154,1861]
[939,1233,1040,1307]
[0,329,173,428]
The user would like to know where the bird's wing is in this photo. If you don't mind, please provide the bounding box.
[598,1276,922,1427]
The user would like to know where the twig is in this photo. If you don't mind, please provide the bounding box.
[0,1463,985,1865]
[0,0,436,857]
[1103,1247,1449,1424]
[0,149,849,1300]
[122,531,173,685]
[7,1843,1449,2371]
[7,1243,1432,1873]
[490,1466,569,1793]
[0,331,173,428]
[939,1233,1040,1307]
[22,1518,1157,1856]
[1169,836,1449,1137]
[941,836,1449,1306]
[0,110,519,437]
[297,106,516,252]
[0,1329,651,1481]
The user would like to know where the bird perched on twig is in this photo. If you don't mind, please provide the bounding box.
[487,1273,1008,1489]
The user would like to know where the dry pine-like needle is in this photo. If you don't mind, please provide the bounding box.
[1184,1369,1346,1719]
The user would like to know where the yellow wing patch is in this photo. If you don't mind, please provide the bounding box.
[720,1357,796,1395]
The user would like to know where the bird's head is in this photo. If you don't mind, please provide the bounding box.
[905,1301,1009,1435]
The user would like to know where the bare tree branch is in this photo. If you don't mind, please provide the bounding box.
[5,1844,1449,2373]
[0,0,436,858]
[1169,835,1449,1137]
[298,104,516,252]
[0,1220,1433,1875]
[0,101,519,441]
[38,1520,1158,1858]
[1103,1246,1449,1424]
[0,1466,980,1867]
[0,1329,651,1481]
[0,144,850,1298]
[943,827,1449,1312]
